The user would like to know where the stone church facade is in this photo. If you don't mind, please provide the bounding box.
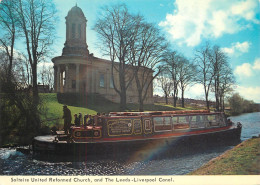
[52,5,153,104]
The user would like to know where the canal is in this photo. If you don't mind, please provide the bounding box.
[0,112,259,175]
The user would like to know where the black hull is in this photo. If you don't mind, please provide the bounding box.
[33,126,242,157]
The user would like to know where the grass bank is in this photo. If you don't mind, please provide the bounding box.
[189,137,260,175]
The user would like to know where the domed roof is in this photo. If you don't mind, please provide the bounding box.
[67,5,85,18]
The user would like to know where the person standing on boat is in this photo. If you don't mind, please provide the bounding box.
[87,115,94,126]
[74,114,80,127]
[79,113,83,126]
[62,105,72,134]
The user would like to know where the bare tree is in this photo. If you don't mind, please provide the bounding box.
[211,45,236,111]
[94,4,138,111]
[212,46,225,111]
[128,22,167,111]
[163,51,181,107]
[16,0,57,103]
[218,66,235,111]
[46,65,54,91]
[178,56,197,108]
[0,0,19,77]
[156,72,173,104]
[12,52,31,88]
[38,63,54,91]
[194,42,214,109]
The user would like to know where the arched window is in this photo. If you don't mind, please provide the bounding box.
[78,24,81,38]
[99,74,105,88]
[72,23,76,38]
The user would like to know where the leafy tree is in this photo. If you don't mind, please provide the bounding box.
[228,93,258,115]
[0,59,41,146]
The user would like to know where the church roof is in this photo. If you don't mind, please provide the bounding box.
[67,5,85,18]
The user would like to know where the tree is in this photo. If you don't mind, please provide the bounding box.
[16,0,57,103]
[194,42,214,109]
[94,4,138,111]
[0,52,41,146]
[163,51,181,107]
[218,67,235,111]
[0,0,19,77]
[228,93,257,115]
[228,93,244,115]
[156,72,173,104]
[178,56,197,108]
[128,22,167,111]
[211,45,236,111]
[38,63,54,91]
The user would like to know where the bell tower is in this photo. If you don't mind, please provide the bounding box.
[62,5,89,56]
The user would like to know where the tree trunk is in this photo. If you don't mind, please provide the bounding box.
[165,94,168,104]
[205,93,209,110]
[138,93,144,112]
[222,98,225,112]
[172,88,178,107]
[215,82,219,111]
[31,63,39,104]
[119,90,127,111]
[181,89,185,108]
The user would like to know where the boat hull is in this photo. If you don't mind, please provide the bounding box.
[32,126,242,156]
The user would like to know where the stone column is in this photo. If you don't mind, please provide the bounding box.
[76,63,80,92]
[91,67,95,93]
[57,65,60,92]
[106,69,109,93]
[65,64,69,92]
[53,66,57,92]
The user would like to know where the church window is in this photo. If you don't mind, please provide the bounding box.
[99,74,105,88]
[110,76,114,88]
[72,80,76,89]
[78,24,81,38]
[72,23,76,38]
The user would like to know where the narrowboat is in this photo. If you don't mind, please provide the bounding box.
[32,110,242,155]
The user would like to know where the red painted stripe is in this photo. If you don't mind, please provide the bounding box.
[97,126,232,142]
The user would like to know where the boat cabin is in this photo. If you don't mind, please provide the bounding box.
[68,110,230,142]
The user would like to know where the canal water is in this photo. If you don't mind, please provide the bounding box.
[0,112,259,175]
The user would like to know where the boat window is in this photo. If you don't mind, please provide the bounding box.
[154,117,171,132]
[173,116,190,130]
[190,115,205,128]
[172,117,178,124]
[206,115,220,127]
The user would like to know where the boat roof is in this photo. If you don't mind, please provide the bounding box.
[108,110,216,117]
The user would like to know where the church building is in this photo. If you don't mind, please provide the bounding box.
[52,5,154,104]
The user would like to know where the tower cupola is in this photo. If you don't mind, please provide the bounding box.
[62,5,89,56]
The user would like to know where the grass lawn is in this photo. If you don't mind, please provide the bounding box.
[189,137,260,175]
[39,93,201,128]
[40,93,96,128]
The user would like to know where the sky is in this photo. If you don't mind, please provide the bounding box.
[46,0,260,102]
